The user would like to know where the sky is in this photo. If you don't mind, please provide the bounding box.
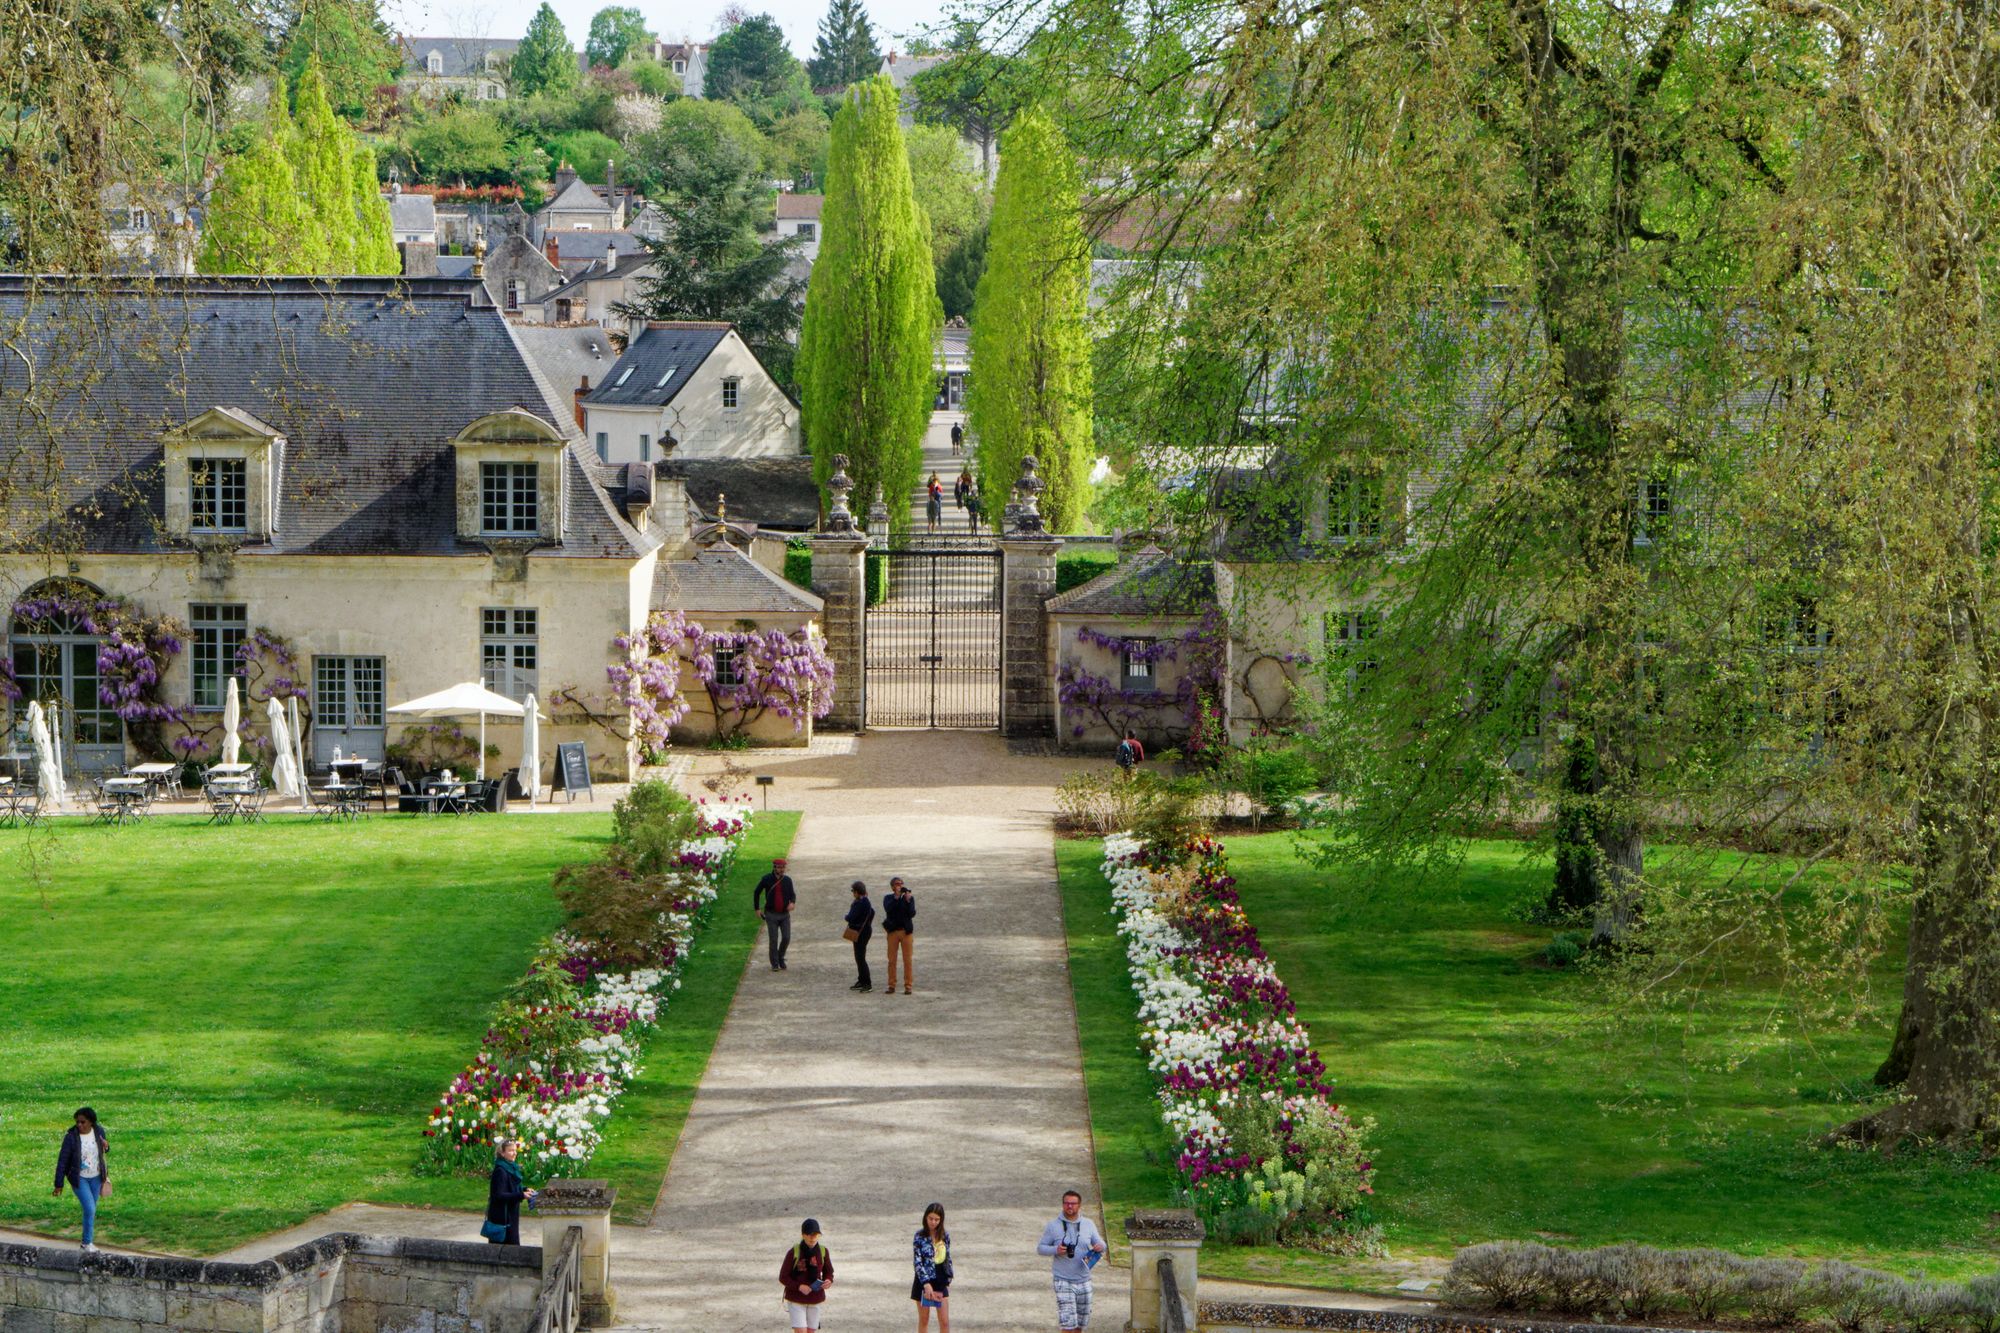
[380,0,947,64]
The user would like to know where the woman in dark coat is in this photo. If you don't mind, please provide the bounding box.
[912,1202,954,1331]
[52,1107,109,1252]
[485,1138,536,1245]
[846,881,876,992]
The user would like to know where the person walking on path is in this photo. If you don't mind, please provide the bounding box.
[1037,1190,1107,1332]
[1114,729,1145,779]
[845,881,876,992]
[484,1138,536,1245]
[954,470,972,523]
[966,487,983,533]
[755,857,797,971]
[779,1219,835,1330]
[950,421,964,455]
[882,876,916,994]
[926,474,945,533]
[52,1107,108,1252]
[912,1202,954,1331]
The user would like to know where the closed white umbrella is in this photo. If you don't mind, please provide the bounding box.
[385,681,538,780]
[519,691,540,808]
[221,676,241,767]
[266,696,300,799]
[26,702,64,811]
[289,695,312,811]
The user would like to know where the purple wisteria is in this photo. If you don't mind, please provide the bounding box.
[609,610,835,750]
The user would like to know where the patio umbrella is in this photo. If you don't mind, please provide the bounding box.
[26,701,64,811]
[385,681,543,780]
[519,691,540,808]
[221,676,241,767]
[288,695,312,811]
[266,696,300,799]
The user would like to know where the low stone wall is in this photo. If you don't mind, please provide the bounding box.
[0,1232,543,1333]
[1198,1301,1711,1333]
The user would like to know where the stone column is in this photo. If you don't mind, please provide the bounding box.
[1123,1209,1205,1333]
[537,1178,617,1327]
[1001,456,1062,738]
[812,453,868,731]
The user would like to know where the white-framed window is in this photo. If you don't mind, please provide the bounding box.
[426,50,443,74]
[712,646,740,688]
[190,603,247,709]
[1327,467,1383,544]
[639,433,651,461]
[1323,610,1380,698]
[481,608,539,700]
[721,377,740,409]
[1120,639,1157,693]
[479,461,539,535]
[504,279,520,311]
[673,59,686,73]
[573,222,593,231]
[189,457,248,533]
[795,221,816,241]
[128,207,150,231]
[595,431,609,462]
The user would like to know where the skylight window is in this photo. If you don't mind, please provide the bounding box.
[615,366,635,386]
[654,364,679,389]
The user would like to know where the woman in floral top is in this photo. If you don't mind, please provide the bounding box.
[911,1202,953,1331]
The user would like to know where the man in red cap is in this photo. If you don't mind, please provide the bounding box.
[754,856,797,971]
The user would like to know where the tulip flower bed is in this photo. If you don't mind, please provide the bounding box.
[419,795,755,1182]
[1101,831,1375,1245]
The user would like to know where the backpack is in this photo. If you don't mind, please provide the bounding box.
[1116,739,1138,770]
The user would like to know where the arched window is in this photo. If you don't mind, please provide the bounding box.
[8,578,124,764]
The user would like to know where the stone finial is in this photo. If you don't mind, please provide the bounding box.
[866,483,890,543]
[824,453,857,533]
[716,491,727,524]
[472,225,487,279]
[1010,454,1047,535]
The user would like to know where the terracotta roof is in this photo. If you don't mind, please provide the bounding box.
[776,193,823,221]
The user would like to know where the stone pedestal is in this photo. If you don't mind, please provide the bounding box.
[1124,1209,1204,1333]
[537,1178,617,1327]
[999,535,1062,736]
[811,532,869,731]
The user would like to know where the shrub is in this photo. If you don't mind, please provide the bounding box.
[553,857,710,969]
[1442,1241,1553,1312]
[1544,932,1586,967]
[1055,771,1138,833]
[1665,1248,1754,1320]
[1229,735,1325,810]
[864,550,891,606]
[1129,768,1215,862]
[1055,548,1117,593]
[1741,1257,1811,1327]
[485,959,594,1073]
[1957,1276,2000,1333]
[1594,1244,1678,1322]
[1893,1281,1965,1333]
[1809,1263,1902,1333]
[783,542,813,591]
[610,780,700,874]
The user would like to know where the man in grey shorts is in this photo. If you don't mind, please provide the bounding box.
[1036,1189,1107,1331]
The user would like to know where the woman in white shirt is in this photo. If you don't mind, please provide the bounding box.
[53,1106,109,1252]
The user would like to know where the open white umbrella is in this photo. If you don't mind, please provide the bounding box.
[266,696,300,799]
[519,691,541,808]
[288,695,312,811]
[26,701,65,811]
[221,676,241,767]
[386,681,545,780]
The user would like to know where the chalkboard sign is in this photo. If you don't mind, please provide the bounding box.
[554,741,592,802]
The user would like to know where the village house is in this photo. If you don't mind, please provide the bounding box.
[397,36,516,101]
[581,322,800,465]
[522,254,656,326]
[642,40,710,98]
[775,193,822,262]
[0,276,827,781]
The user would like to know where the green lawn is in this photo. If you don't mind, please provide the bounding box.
[0,809,797,1253]
[1055,834,2000,1289]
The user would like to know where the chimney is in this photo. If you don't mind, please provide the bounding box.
[605,159,617,193]
[398,240,438,277]
[553,160,577,195]
[574,375,590,430]
[545,234,561,267]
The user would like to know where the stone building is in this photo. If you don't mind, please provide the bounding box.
[582,322,801,464]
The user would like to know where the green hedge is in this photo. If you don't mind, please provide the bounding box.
[1056,549,1118,594]
[783,543,890,606]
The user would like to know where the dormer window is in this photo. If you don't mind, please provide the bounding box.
[189,458,248,532]
[481,462,540,534]
[426,50,443,74]
[1327,467,1383,544]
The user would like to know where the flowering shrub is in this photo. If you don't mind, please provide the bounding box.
[1102,831,1375,1244]
[1059,608,1228,762]
[419,792,755,1181]
[610,610,834,750]
[1,588,191,755]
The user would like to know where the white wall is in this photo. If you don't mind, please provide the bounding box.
[776,218,819,262]
[658,331,800,459]
[583,402,667,465]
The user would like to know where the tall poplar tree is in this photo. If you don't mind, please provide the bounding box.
[290,60,355,271]
[511,4,579,97]
[967,106,1091,531]
[798,74,942,529]
[350,146,399,274]
[807,0,880,90]
[199,93,317,273]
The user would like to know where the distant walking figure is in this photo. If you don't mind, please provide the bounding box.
[845,880,876,992]
[927,474,945,533]
[1038,1189,1107,1332]
[755,857,797,971]
[954,471,972,523]
[912,1202,954,1330]
[882,876,916,994]
[52,1107,108,1252]
[484,1137,536,1245]
[950,421,964,455]
[1115,729,1145,778]
[780,1219,835,1330]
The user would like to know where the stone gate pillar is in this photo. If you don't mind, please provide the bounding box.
[1124,1209,1204,1333]
[1000,456,1062,738]
[537,1178,617,1327]
[812,454,868,732]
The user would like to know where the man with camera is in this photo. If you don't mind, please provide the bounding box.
[1035,1189,1107,1331]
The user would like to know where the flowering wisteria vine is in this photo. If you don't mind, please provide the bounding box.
[1,588,192,755]
[1058,608,1228,757]
[610,609,835,750]
[1102,831,1374,1242]
[420,797,754,1180]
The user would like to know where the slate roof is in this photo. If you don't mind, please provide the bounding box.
[587,323,730,407]
[544,175,613,216]
[1045,550,1216,617]
[401,36,517,78]
[660,456,819,531]
[654,541,822,616]
[385,191,436,236]
[510,323,618,399]
[434,254,476,279]
[0,275,647,560]
[548,231,648,266]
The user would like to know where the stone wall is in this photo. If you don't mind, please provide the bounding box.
[0,1233,543,1333]
[1000,536,1062,737]
[809,534,867,731]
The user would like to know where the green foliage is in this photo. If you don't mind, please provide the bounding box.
[608,779,701,874]
[863,549,890,606]
[766,109,831,188]
[1228,734,1326,808]
[936,221,987,320]
[626,58,679,98]
[584,5,650,69]
[906,22,1027,173]
[546,128,621,182]
[807,0,880,90]
[783,542,813,590]
[968,106,1093,531]
[199,93,319,273]
[289,59,360,270]
[512,3,581,97]
[348,145,398,273]
[1544,932,1586,968]
[798,76,942,530]
[705,14,815,125]
[553,857,708,969]
[488,958,594,1072]
[405,109,517,185]
[906,121,986,267]
[278,0,399,120]
[1054,548,1116,593]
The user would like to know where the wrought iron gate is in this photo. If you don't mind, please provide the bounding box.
[865,547,1002,728]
